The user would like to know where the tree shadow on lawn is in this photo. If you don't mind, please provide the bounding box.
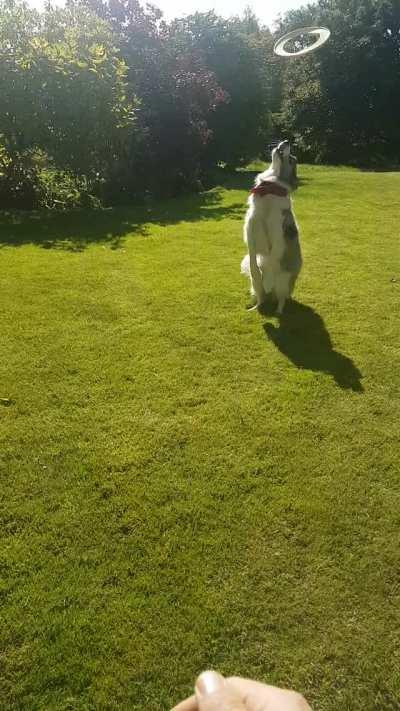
[262,300,364,392]
[217,169,259,191]
[0,188,244,252]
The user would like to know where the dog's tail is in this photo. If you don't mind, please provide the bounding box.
[240,254,265,276]
[241,254,275,295]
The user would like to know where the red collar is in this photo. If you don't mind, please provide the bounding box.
[250,181,288,198]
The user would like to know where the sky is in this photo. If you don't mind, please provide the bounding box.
[141,0,305,27]
[28,0,306,29]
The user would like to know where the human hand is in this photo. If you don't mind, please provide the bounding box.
[172,670,311,711]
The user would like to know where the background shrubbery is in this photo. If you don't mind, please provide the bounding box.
[0,0,399,208]
[274,0,400,166]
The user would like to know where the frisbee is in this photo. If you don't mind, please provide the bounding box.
[274,26,331,57]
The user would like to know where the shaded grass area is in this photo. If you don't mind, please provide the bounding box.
[0,166,399,710]
[0,177,246,252]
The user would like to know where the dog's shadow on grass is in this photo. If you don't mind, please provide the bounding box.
[262,300,364,392]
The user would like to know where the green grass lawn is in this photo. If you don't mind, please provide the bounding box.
[1,165,399,710]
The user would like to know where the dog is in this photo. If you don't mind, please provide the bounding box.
[241,140,302,314]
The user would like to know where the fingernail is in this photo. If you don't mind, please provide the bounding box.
[195,671,225,698]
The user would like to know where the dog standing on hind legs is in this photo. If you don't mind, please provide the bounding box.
[241,140,302,314]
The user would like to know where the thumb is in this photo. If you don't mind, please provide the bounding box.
[195,671,247,711]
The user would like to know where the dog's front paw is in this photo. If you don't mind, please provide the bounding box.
[246,302,259,312]
[245,293,262,310]
[277,298,286,315]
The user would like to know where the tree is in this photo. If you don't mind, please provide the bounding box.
[0,0,137,177]
[168,12,274,167]
[83,0,228,196]
[0,0,276,206]
[276,0,400,165]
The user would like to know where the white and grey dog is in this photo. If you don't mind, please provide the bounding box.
[241,140,302,314]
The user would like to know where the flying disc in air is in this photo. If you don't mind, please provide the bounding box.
[274,26,331,57]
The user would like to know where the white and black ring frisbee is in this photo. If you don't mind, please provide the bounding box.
[274,26,331,57]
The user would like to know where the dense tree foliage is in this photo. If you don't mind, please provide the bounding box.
[83,0,274,195]
[0,0,136,206]
[167,11,274,168]
[0,0,399,208]
[275,0,400,165]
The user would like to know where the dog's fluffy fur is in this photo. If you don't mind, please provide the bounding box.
[241,140,302,314]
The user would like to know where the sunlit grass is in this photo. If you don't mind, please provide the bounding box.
[1,165,399,710]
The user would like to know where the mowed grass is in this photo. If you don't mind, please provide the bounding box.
[0,165,399,711]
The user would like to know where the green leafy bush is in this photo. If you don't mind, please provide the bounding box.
[0,143,100,209]
[0,0,137,207]
[275,0,400,166]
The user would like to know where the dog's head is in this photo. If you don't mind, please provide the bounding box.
[270,140,298,191]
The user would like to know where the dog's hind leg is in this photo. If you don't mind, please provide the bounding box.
[275,271,291,315]
[245,217,265,305]
[263,213,290,314]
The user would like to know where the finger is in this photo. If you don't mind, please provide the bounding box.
[171,694,197,711]
[195,670,247,711]
[227,677,311,710]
